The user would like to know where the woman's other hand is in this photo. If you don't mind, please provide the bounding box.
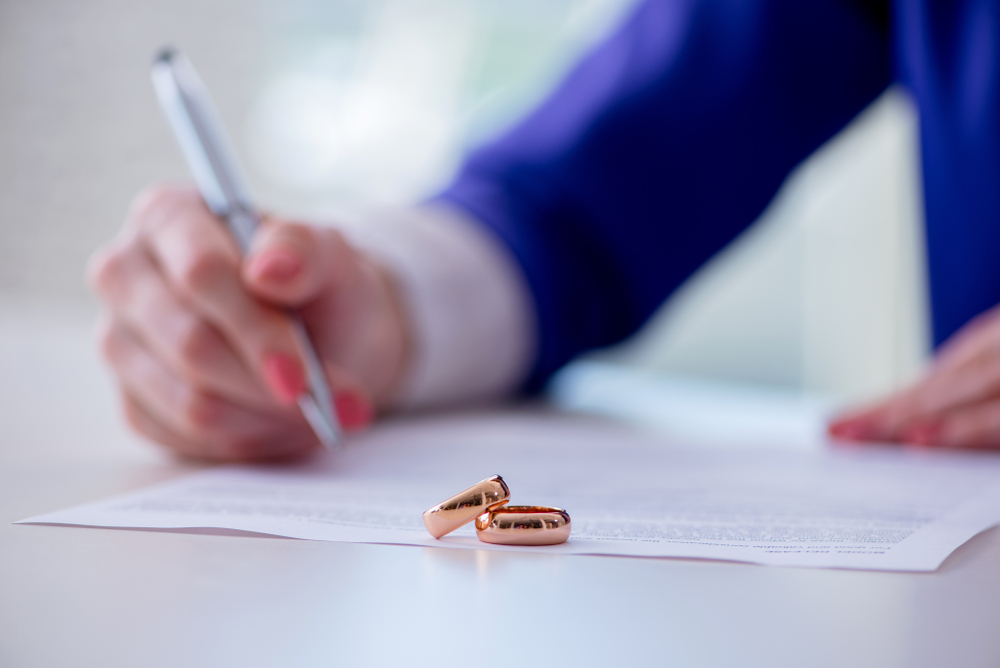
[830,304,1000,449]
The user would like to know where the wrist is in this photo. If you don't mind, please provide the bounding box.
[370,260,415,409]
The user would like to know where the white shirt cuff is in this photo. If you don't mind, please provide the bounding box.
[339,203,537,409]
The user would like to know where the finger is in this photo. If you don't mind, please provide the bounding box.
[830,305,1000,443]
[904,400,1000,450]
[243,220,408,403]
[139,196,309,406]
[321,362,376,432]
[943,401,1000,449]
[101,318,319,459]
[830,350,1000,443]
[930,304,1000,372]
[898,419,945,448]
[873,305,1000,433]
[882,354,1000,435]
[121,390,317,462]
[90,238,275,410]
[125,183,205,233]
[120,389,215,460]
[828,399,896,442]
[243,220,356,307]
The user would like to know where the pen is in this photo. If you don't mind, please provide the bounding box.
[150,47,343,450]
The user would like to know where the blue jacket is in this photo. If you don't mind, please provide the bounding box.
[439,0,999,389]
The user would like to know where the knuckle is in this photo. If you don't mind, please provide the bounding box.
[254,222,314,263]
[328,227,351,256]
[176,249,235,295]
[948,412,996,448]
[130,184,185,221]
[325,226,352,259]
[218,437,264,461]
[968,416,996,443]
[128,183,205,235]
[181,390,226,434]
[121,395,149,437]
[97,320,126,365]
[176,319,219,370]
[87,245,128,295]
[290,221,327,248]
[325,230,360,284]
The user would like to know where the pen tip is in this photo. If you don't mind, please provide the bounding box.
[153,46,178,65]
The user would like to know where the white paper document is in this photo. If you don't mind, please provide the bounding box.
[20,411,1000,571]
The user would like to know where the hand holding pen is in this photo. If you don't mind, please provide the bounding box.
[86,52,412,461]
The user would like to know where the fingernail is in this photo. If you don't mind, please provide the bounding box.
[263,353,305,405]
[247,249,302,282]
[828,419,874,442]
[335,392,374,430]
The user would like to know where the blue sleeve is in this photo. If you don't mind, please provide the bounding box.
[437,0,891,389]
[896,0,1000,347]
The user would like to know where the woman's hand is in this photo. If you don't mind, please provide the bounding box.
[829,304,1000,449]
[88,184,411,461]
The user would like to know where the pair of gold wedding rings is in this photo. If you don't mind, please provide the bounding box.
[422,475,571,546]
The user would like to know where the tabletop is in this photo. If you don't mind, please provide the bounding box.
[3,303,1000,668]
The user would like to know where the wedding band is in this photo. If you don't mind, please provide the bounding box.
[423,475,511,539]
[475,505,571,546]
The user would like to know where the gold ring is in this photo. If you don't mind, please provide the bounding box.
[422,475,510,539]
[475,505,571,546]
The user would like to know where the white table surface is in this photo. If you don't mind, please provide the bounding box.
[3,304,1000,668]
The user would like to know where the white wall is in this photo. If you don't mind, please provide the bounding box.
[0,0,635,305]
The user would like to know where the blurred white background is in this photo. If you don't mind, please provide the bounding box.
[0,0,635,302]
[0,0,930,417]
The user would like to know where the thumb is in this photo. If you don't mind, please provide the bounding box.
[242,219,355,307]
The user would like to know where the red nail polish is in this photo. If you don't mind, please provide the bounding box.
[828,421,870,442]
[828,422,850,438]
[248,249,301,282]
[335,392,374,430]
[263,353,305,405]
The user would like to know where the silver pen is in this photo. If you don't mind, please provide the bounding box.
[150,47,342,449]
